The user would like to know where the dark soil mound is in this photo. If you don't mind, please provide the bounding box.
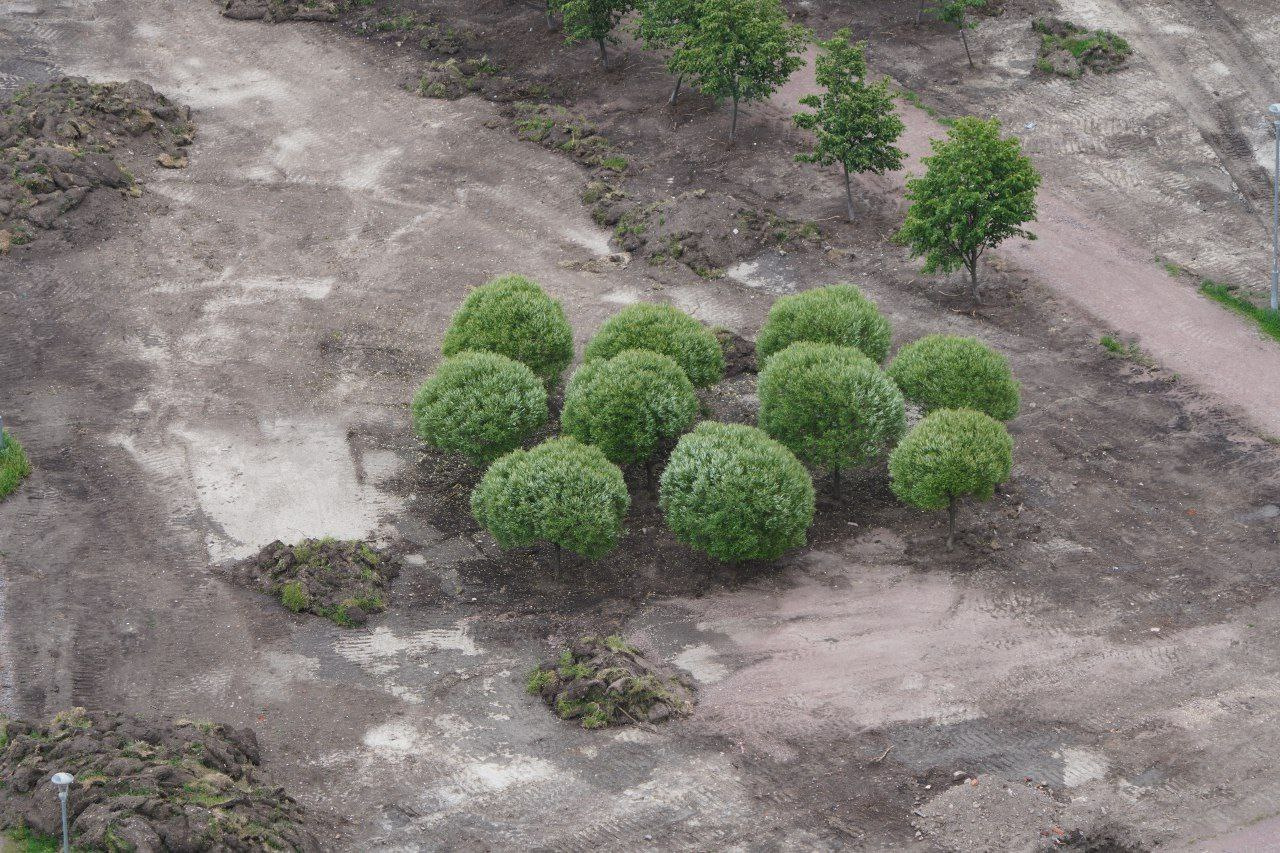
[219,0,340,22]
[526,636,696,729]
[1033,18,1132,79]
[229,538,402,626]
[0,708,318,851]
[0,77,194,251]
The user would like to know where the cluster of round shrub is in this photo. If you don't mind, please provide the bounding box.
[415,277,1020,564]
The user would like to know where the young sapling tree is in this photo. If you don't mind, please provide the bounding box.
[936,0,987,67]
[896,117,1040,304]
[634,0,700,105]
[793,29,905,221]
[559,0,637,69]
[669,0,809,145]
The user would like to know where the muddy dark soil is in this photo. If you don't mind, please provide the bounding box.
[0,708,318,851]
[0,76,193,251]
[228,538,403,626]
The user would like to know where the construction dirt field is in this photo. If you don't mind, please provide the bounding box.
[1,0,1280,850]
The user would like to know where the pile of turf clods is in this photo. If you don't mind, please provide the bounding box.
[0,76,194,250]
[527,636,697,729]
[229,538,401,626]
[0,708,318,851]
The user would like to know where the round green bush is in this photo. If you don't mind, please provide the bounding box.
[758,342,906,478]
[561,349,699,467]
[583,303,725,387]
[659,423,815,563]
[471,438,630,560]
[888,409,1013,549]
[411,351,549,466]
[756,284,892,364]
[441,274,575,383]
[886,334,1020,421]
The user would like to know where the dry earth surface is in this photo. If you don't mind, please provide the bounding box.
[1,0,1279,850]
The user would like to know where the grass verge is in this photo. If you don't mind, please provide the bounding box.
[0,429,31,501]
[1200,281,1280,344]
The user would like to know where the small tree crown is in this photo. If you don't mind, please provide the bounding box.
[411,351,549,466]
[584,303,725,387]
[471,437,630,560]
[758,341,906,473]
[659,422,815,563]
[756,283,892,364]
[888,408,1012,511]
[562,349,699,466]
[442,274,575,383]
[887,334,1020,421]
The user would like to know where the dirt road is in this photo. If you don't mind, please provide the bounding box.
[776,46,1280,438]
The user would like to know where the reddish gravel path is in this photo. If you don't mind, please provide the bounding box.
[776,49,1280,437]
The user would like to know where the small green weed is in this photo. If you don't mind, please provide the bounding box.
[0,430,32,501]
[280,582,309,613]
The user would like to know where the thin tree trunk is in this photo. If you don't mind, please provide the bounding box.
[546,5,556,31]
[946,498,958,552]
[842,164,855,222]
[918,0,928,24]
[729,94,739,146]
[645,459,654,493]
[553,542,562,579]
[967,255,981,304]
[831,466,842,499]
[597,37,608,69]
[960,26,974,67]
[668,74,683,107]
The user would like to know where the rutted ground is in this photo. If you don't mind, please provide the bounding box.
[1,0,1280,850]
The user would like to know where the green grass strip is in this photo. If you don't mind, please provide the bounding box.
[1200,281,1280,344]
[0,429,32,501]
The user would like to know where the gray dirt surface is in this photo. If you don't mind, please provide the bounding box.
[2,1,1280,851]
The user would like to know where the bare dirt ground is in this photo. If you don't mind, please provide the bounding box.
[1,1,1280,850]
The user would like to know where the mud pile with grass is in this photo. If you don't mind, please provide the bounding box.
[527,636,697,729]
[0,76,194,251]
[218,0,341,22]
[0,708,318,851]
[228,538,401,626]
[1033,18,1132,79]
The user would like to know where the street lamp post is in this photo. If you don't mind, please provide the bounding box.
[51,772,74,853]
[1270,104,1280,312]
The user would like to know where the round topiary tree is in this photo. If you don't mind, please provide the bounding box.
[471,437,630,572]
[561,349,699,482]
[441,274,575,384]
[411,351,549,466]
[659,422,815,563]
[583,303,724,387]
[888,408,1013,551]
[886,334,1020,421]
[755,283,892,364]
[757,342,906,494]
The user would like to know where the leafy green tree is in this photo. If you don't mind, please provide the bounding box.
[561,349,698,482]
[888,408,1012,551]
[634,0,699,104]
[558,0,637,68]
[758,342,905,494]
[793,29,905,221]
[411,351,549,466]
[659,422,815,562]
[896,117,1040,303]
[441,274,576,384]
[471,438,630,572]
[756,283,892,364]
[584,303,725,387]
[669,0,809,145]
[935,0,986,67]
[886,334,1020,420]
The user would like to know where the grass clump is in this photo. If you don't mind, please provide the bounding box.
[0,429,32,501]
[1200,281,1280,344]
